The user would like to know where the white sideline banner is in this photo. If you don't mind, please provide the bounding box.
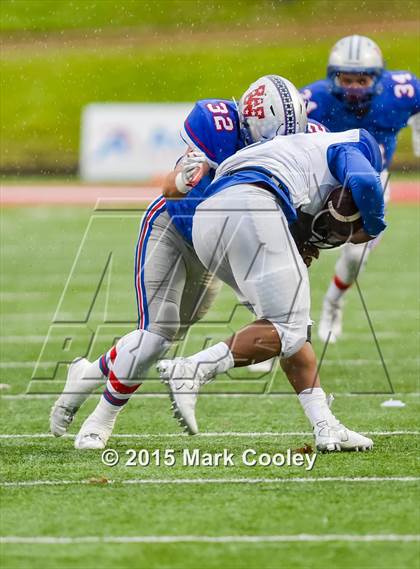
[80,103,193,181]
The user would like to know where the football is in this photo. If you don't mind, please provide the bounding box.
[325,186,364,239]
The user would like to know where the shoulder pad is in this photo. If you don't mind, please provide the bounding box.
[182,99,240,167]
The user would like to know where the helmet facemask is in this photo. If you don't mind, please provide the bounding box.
[308,208,353,249]
[330,71,381,113]
[327,35,384,114]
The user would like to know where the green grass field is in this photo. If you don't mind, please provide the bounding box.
[2,1,418,33]
[0,194,419,568]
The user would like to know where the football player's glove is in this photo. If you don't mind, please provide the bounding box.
[175,150,208,194]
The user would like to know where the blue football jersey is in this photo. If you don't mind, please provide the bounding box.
[301,70,420,167]
[165,99,242,243]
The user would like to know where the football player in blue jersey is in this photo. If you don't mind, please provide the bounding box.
[300,35,420,343]
[51,75,316,450]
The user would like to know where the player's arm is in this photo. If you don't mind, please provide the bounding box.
[300,83,325,121]
[162,148,210,199]
[409,113,420,157]
[327,144,387,240]
[162,101,219,199]
[406,74,420,157]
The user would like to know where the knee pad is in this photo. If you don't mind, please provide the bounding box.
[147,321,180,342]
[113,329,169,381]
[273,321,308,360]
[147,297,181,342]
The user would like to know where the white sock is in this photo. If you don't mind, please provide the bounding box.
[298,387,339,428]
[326,275,353,304]
[188,341,234,378]
[88,396,121,429]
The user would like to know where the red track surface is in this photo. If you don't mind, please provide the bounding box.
[0,185,162,206]
[0,181,418,206]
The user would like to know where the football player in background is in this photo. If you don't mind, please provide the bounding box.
[51,75,314,450]
[301,35,420,343]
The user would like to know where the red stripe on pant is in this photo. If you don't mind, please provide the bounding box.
[334,275,351,291]
[109,371,141,395]
[135,197,166,329]
[109,346,117,364]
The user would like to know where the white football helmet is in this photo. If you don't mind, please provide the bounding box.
[238,75,307,145]
[327,35,384,76]
[327,35,384,109]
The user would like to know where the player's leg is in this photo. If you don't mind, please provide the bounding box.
[77,241,222,448]
[50,198,166,435]
[177,251,222,337]
[319,169,391,343]
[160,185,323,429]
[50,197,167,436]
[318,241,371,343]
[75,209,188,449]
[158,185,372,450]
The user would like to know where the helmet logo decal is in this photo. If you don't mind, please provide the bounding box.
[267,75,297,135]
[242,85,266,119]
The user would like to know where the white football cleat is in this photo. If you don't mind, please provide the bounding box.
[158,358,213,435]
[315,420,373,452]
[318,298,343,344]
[50,358,91,437]
[74,415,116,450]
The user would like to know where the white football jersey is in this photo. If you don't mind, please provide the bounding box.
[214,129,362,215]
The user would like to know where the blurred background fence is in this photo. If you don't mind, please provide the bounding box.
[1,0,419,177]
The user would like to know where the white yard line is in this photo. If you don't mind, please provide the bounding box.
[2,392,420,400]
[0,336,48,343]
[1,477,419,488]
[0,293,49,301]
[0,313,77,321]
[3,357,420,368]
[0,430,418,439]
[0,534,418,544]
[0,331,405,342]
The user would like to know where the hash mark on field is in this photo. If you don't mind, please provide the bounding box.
[1,477,419,488]
[0,431,419,439]
[0,534,418,544]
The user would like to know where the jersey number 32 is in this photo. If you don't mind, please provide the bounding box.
[206,102,235,131]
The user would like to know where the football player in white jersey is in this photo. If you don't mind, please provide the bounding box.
[158,127,386,452]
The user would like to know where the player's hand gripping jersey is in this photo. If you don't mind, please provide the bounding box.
[166,99,327,243]
[301,70,420,167]
[204,129,386,238]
